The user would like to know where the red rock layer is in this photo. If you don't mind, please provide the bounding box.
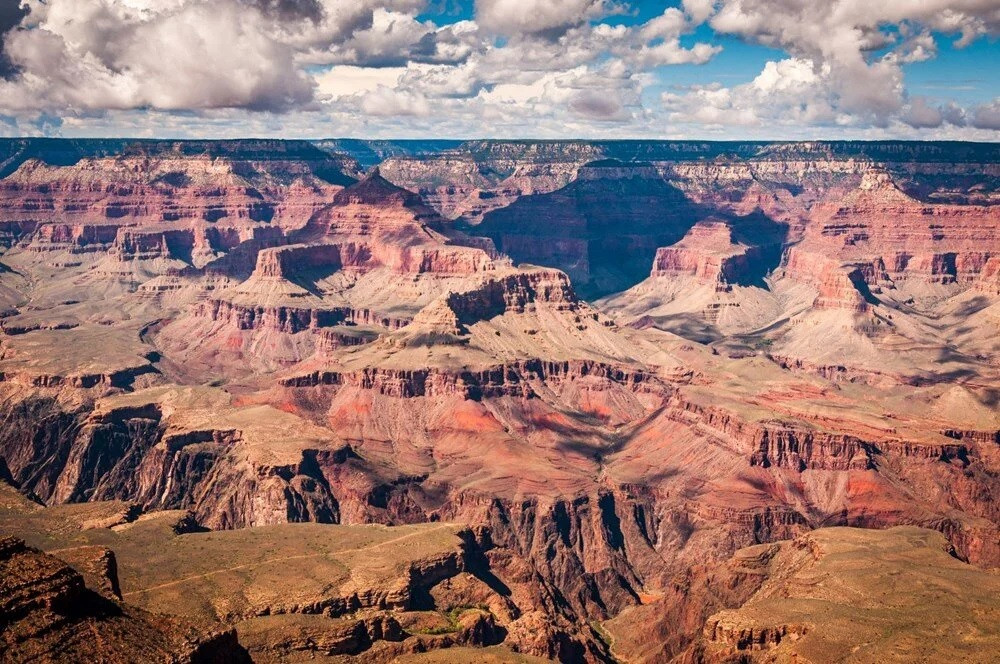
[200,298,411,334]
[975,256,1000,294]
[0,155,342,230]
[251,240,494,280]
[800,168,998,288]
[473,161,705,296]
[280,359,658,399]
[443,269,579,320]
[782,250,873,311]
[650,221,761,290]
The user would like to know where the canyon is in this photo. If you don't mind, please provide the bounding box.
[0,138,997,663]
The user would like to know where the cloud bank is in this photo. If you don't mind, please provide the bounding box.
[0,0,996,138]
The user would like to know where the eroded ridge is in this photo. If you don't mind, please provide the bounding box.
[0,139,998,662]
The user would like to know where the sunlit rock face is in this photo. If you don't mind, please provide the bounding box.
[0,138,998,663]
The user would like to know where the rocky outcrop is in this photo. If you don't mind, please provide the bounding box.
[378,141,600,223]
[251,239,494,280]
[650,220,767,291]
[1,536,84,619]
[109,224,280,270]
[0,392,336,529]
[0,139,358,230]
[668,394,974,470]
[237,614,407,659]
[797,168,998,289]
[299,169,444,240]
[27,222,121,254]
[28,400,358,530]
[186,227,288,280]
[111,227,198,262]
[0,365,154,390]
[443,269,578,325]
[0,537,246,663]
[286,170,502,279]
[253,242,370,278]
[281,359,657,399]
[974,256,1000,294]
[52,545,122,599]
[473,160,706,297]
[782,249,874,311]
[199,298,410,334]
[703,617,809,653]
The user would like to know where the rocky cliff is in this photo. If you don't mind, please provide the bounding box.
[0,139,998,663]
[0,536,246,663]
[472,160,706,298]
[649,220,765,289]
[603,526,1000,662]
[794,168,998,290]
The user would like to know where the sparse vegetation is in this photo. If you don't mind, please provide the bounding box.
[411,605,491,636]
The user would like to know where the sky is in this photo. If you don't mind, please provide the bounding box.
[0,0,998,140]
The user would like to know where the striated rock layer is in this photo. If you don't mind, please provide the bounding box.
[605,526,1000,663]
[0,139,998,663]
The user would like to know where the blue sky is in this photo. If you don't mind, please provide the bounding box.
[906,37,999,105]
[0,0,997,139]
[432,0,1000,98]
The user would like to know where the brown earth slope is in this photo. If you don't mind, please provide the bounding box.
[604,526,1000,663]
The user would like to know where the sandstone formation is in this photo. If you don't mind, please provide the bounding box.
[0,139,998,663]
[598,217,792,340]
[378,141,1000,230]
[471,160,708,297]
[604,526,1000,662]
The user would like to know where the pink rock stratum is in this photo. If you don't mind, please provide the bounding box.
[0,139,998,663]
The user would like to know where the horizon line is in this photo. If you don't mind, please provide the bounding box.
[2,136,999,145]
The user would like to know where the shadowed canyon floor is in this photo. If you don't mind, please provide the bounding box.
[0,139,998,662]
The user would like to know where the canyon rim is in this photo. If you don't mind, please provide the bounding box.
[1,1,999,663]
